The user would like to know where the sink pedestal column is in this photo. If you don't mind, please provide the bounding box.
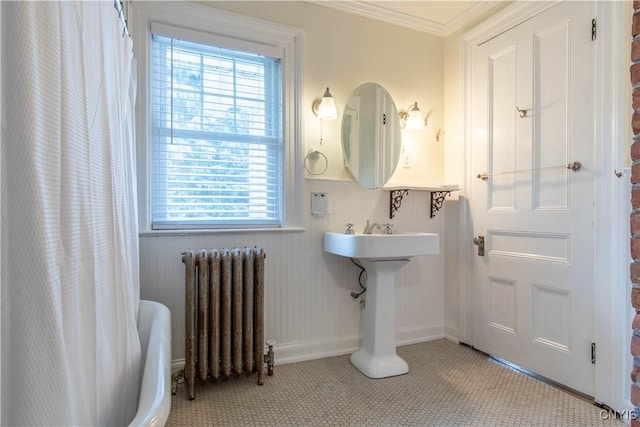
[351,258,410,378]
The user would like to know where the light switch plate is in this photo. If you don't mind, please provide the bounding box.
[311,192,328,215]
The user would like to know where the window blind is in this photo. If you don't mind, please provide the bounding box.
[150,30,283,229]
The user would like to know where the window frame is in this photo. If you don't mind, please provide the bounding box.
[150,31,283,229]
[132,2,304,234]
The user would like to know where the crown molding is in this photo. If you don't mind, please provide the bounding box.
[442,2,506,36]
[309,1,502,38]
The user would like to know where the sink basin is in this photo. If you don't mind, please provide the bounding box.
[324,231,439,260]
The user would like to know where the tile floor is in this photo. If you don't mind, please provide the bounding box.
[167,339,625,426]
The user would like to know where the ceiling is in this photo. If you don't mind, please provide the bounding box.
[312,1,504,37]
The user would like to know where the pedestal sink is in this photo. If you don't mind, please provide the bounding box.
[323,232,439,378]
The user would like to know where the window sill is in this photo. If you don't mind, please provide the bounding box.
[139,226,306,237]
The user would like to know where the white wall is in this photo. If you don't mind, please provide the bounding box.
[138,1,450,365]
[205,1,446,185]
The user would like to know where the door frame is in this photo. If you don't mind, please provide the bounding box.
[459,0,632,412]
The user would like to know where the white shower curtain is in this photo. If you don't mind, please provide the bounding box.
[1,2,141,425]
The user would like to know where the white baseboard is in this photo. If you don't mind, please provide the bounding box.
[172,358,185,373]
[396,323,444,346]
[444,323,459,343]
[171,323,446,369]
[272,334,361,365]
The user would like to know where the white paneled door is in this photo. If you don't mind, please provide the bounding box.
[469,1,595,395]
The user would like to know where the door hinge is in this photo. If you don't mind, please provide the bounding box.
[591,18,597,41]
[591,342,596,364]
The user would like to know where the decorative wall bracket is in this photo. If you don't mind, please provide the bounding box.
[430,191,452,218]
[388,188,455,219]
[389,189,409,219]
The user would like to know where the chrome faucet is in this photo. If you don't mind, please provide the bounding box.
[362,220,381,234]
[344,223,355,235]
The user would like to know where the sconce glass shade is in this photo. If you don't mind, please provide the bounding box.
[313,87,338,120]
[405,102,425,130]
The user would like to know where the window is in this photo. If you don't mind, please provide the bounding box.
[134,3,302,232]
[151,31,282,229]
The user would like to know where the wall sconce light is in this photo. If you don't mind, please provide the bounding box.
[312,87,338,120]
[399,102,426,130]
[305,87,336,176]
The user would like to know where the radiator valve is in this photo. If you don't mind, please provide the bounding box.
[171,368,185,395]
[264,339,275,376]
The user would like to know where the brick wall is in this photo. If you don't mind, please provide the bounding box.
[632,2,640,425]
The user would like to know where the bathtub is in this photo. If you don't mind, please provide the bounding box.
[128,300,172,427]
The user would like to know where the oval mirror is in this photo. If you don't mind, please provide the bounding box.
[341,83,402,189]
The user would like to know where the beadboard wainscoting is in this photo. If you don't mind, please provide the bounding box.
[139,179,451,367]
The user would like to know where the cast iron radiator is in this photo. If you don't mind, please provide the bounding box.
[181,247,269,400]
